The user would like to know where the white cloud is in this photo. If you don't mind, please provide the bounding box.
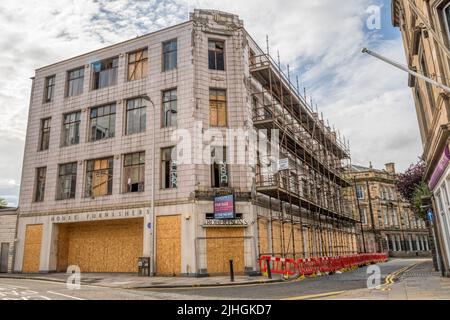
[0,0,422,205]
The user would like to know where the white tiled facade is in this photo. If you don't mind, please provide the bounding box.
[0,209,17,273]
[15,9,357,276]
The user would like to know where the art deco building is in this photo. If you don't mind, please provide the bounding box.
[345,163,430,257]
[392,0,450,275]
[15,9,357,276]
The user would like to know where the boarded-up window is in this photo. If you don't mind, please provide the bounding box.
[85,157,113,197]
[128,49,148,81]
[209,89,227,127]
[123,152,145,193]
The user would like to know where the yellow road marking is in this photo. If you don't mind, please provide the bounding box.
[282,291,346,300]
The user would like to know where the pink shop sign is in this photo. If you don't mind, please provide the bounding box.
[428,145,450,191]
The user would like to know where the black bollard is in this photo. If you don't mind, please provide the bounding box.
[267,260,272,279]
[229,259,235,282]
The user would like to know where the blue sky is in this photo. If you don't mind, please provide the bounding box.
[0,0,421,206]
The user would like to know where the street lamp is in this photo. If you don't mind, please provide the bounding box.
[141,94,156,276]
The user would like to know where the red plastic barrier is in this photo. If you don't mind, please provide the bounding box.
[259,253,388,278]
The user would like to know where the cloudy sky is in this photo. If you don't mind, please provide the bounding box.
[0,0,422,206]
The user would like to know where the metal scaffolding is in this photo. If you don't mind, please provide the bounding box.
[250,53,358,259]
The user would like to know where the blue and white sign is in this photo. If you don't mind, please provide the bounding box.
[427,209,433,222]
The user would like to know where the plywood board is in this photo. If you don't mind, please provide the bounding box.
[283,223,293,258]
[272,221,282,256]
[257,219,269,255]
[57,218,143,273]
[156,215,181,276]
[206,227,244,275]
[22,224,43,273]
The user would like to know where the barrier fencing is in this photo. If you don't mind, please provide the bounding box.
[258,253,388,279]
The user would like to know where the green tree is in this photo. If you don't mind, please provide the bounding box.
[396,161,430,219]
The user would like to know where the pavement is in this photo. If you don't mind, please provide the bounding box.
[0,272,281,289]
[1,258,449,300]
[324,259,450,300]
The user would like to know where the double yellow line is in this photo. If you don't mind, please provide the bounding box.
[381,261,422,288]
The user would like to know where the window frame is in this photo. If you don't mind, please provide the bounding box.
[44,75,56,103]
[91,57,119,90]
[161,146,177,189]
[34,167,47,202]
[61,111,81,147]
[162,39,177,72]
[355,185,364,200]
[125,97,147,135]
[38,117,51,152]
[122,151,145,193]
[208,39,225,71]
[162,88,177,128]
[57,162,77,200]
[66,67,85,97]
[89,103,116,142]
[85,157,114,198]
[211,146,229,188]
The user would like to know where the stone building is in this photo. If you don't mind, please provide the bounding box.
[344,163,430,257]
[0,207,18,273]
[392,0,450,275]
[15,9,357,276]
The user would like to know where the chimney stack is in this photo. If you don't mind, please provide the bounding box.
[385,163,396,174]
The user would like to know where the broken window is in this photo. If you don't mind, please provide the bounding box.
[85,157,113,198]
[44,75,55,102]
[90,103,116,141]
[39,117,51,151]
[67,67,84,97]
[35,167,46,202]
[62,111,80,147]
[209,88,227,127]
[161,147,177,189]
[57,162,77,200]
[128,48,148,81]
[126,97,147,135]
[92,57,118,90]
[123,152,145,193]
[211,146,229,188]
[208,40,225,70]
[162,89,177,127]
[162,39,177,71]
